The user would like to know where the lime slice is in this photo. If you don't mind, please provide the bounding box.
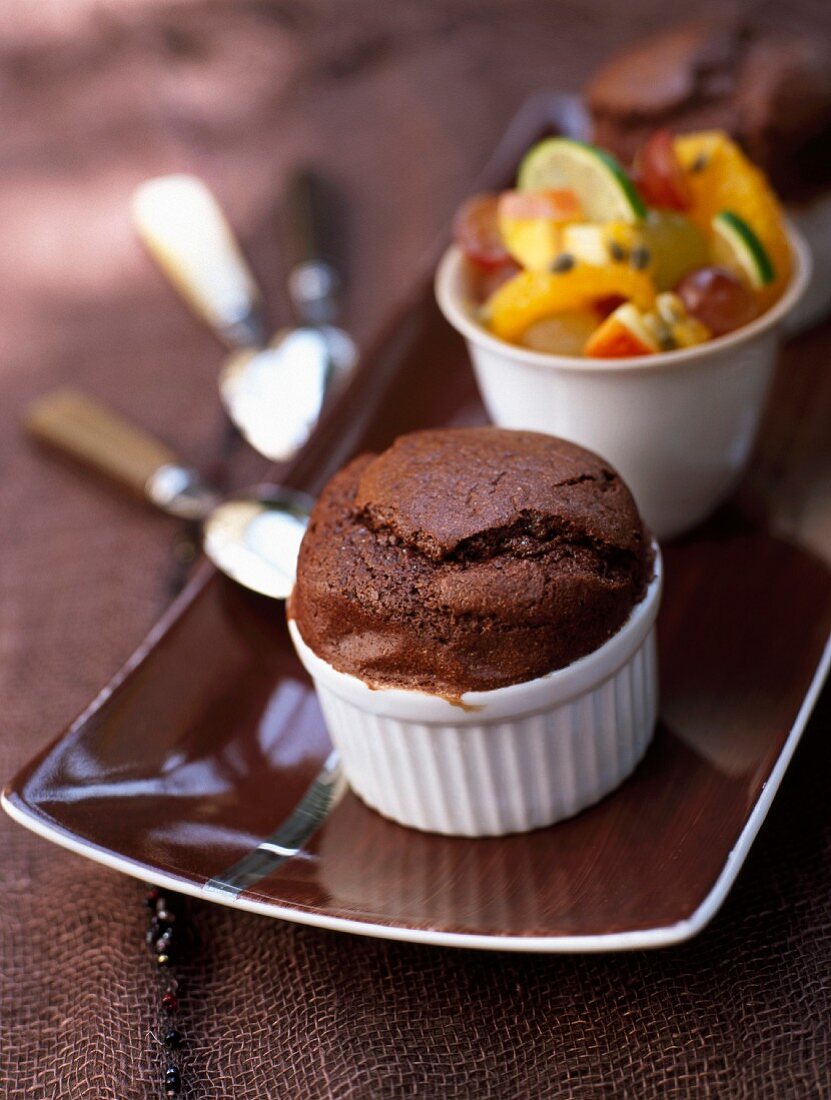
[518,138,646,223]
[712,210,775,288]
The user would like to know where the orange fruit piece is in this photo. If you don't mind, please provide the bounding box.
[584,303,660,358]
[674,131,791,306]
[485,263,655,343]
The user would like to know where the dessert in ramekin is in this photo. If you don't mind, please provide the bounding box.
[437,234,808,540]
[288,427,661,837]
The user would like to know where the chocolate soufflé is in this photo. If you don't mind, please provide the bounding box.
[289,428,653,695]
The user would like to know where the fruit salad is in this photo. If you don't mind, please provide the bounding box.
[452,130,792,358]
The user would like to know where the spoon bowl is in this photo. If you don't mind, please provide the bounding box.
[219,326,357,463]
[202,486,313,599]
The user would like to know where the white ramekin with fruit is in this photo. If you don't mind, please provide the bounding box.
[436,130,810,539]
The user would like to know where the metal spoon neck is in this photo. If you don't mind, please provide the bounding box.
[146,464,222,521]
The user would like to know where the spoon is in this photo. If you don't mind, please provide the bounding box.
[131,171,357,463]
[25,390,311,600]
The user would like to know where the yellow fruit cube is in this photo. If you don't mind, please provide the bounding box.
[560,222,642,267]
[497,189,581,271]
[499,218,564,271]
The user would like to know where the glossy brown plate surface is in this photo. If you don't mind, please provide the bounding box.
[5,95,831,950]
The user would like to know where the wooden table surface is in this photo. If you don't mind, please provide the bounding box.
[1,2,829,1096]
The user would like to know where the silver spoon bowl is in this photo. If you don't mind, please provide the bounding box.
[202,485,312,599]
[219,324,357,463]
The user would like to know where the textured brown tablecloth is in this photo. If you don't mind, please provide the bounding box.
[2,2,830,1097]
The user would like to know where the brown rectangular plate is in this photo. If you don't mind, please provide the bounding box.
[4,95,831,951]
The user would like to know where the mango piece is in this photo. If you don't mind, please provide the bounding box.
[497,189,580,271]
[674,131,790,305]
[484,263,656,344]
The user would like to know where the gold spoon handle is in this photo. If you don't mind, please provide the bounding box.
[24,389,217,520]
[132,175,266,349]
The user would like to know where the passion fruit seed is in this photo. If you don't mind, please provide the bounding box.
[690,154,709,173]
[630,246,651,270]
[550,253,575,273]
[608,240,627,262]
[647,317,676,350]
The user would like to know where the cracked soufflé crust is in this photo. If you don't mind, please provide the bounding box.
[289,427,653,695]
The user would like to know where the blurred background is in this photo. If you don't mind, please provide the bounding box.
[2,0,828,413]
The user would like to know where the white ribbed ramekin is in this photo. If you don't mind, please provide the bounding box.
[288,548,662,837]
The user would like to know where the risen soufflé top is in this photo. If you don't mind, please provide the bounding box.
[289,427,653,695]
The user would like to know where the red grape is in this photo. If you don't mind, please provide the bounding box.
[675,266,758,336]
[594,294,627,318]
[633,129,690,212]
[476,259,521,302]
[453,194,510,269]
